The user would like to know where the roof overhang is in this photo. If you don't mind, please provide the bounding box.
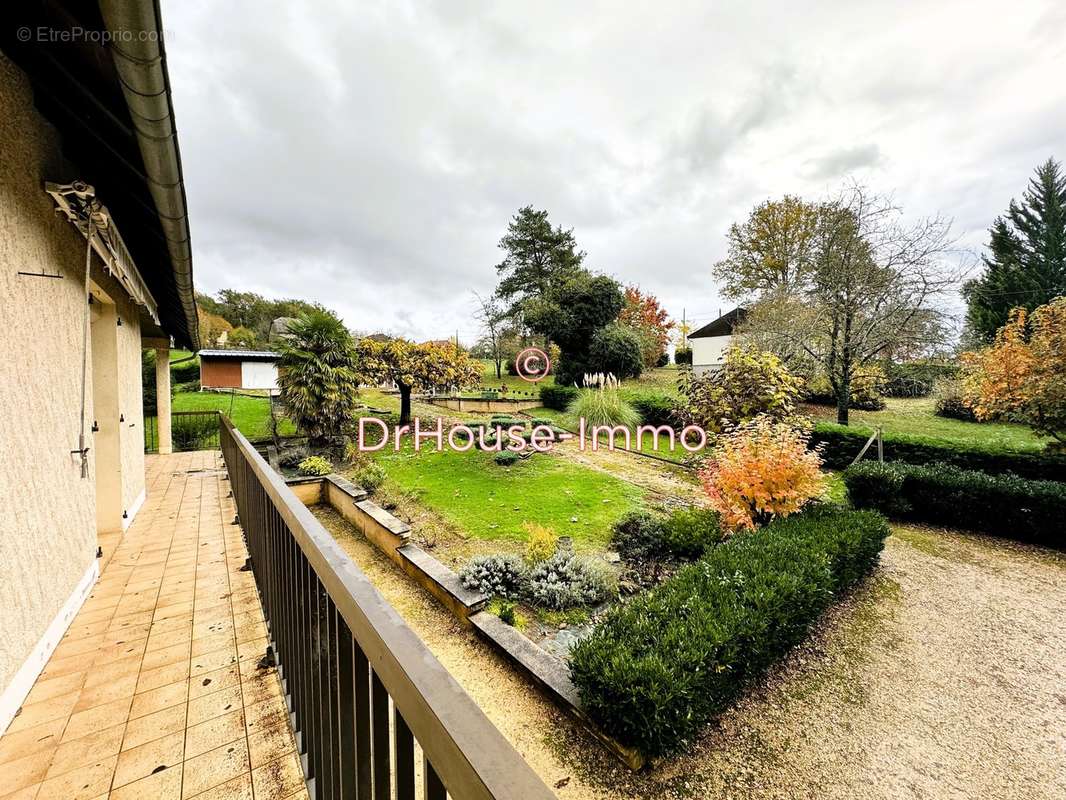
[1,0,199,349]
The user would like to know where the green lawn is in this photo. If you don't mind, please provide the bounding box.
[172,390,295,439]
[368,440,644,546]
[808,398,1049,452]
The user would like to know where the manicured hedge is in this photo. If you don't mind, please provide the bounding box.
[843,462,1065,547]
[811,422,1066,482]
[625,391,677,427]
[570,507,889,757]
[540,384,578,410]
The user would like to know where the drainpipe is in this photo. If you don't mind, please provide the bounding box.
[97,0,199,350]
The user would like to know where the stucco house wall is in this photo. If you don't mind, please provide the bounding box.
[0,52,146,728]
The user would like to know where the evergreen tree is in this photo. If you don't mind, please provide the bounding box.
[964,158,1066,341]
[494,206,585,318]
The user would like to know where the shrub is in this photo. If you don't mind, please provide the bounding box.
[523,522,558,565]
[611,508,723,561]
[700,416,826,531]
[569,507,889,757]
[351,461,386,493]
[170,358,200,384]
[932,377,977,422]
[843,461,1066,546]
[497,600,518,627]
[626,391,676,427]
[489,416,525,428]
[674,347,692,365]
[810,423,1066,481]
[804,368,886,411]
[528,554,617,610]
[883,361,959,398]
[568,375,641,429]
[297,455,333,476]
[458,554,527,599]
[172,414,218,451]
[540,384,579,410]
[655,351,670,367]
[494,450,520,466]
[587,323,644,380]
[660,507,724,558]
[530,417,554,427]
[679,346,804,433]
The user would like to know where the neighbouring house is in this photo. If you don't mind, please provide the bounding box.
[689,307,748,375]
[0,3,197,731]
[199,349,280,391]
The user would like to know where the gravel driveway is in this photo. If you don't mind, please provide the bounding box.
[319,508,1066,800]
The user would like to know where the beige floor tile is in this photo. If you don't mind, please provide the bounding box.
[0,747,55,796]
[106,764,182,800]
[46,723,125,779]
[112,731,183,789]
[72,673,139,713]
[23,671,87,707]
[62,696,133,742]
[129,682,188,721]
[250,753,306,800]
[184,710,245,761]
[141,643,191,672]
[0,783,43,800]
[136,661,190,694]
[121,704,187,751]
[186,685,242,728]
[83,655,141,690]
[180,739,249,799]
[35,754,116,800]
[188,666,240,700]
[189,647,237,677]
[0,718,65,765]
[5,690,80,734]
[183,772,253,800]
[246,723,297,770]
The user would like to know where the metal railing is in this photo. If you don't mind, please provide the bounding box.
[219,415,555,800]
[145,411,222,453]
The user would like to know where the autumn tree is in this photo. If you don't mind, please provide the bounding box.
[713,195,821,300]
[357,338,481,425]
[619,286,674,367]
[197,309,232,348]
[724,185,959,425]
[277,311,361,446]
[963,158,1066,342]
[961,298,1066,447]
[494,206,585,324]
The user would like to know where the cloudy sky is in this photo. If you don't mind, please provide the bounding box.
[162,0,1065,342]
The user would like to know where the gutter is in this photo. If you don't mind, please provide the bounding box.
[98,0,200,350]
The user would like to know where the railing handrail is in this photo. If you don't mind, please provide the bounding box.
[219,414,556,800]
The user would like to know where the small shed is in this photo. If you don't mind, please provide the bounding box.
[199,349,280,391]
[688,307,748,375]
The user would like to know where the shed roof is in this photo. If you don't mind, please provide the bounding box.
[689,307,748,339]
[198,349,279,361]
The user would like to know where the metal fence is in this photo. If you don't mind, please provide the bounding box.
[219,415,555,800]
[144,411,222,453]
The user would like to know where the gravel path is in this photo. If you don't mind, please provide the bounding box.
[317,507,1066,800]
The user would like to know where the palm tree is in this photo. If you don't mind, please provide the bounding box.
[276,311,360,446]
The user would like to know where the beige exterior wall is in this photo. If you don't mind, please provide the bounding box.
[691,333,732,376]
[0,52,146,719]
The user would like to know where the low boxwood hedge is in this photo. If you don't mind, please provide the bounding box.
[811,422,1066,482]
[625,391,677,427]
[843,461,1065,546]
[570,507,889,757]
[539,384,578,410]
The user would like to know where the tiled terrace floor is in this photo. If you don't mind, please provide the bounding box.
[0,451,308,800]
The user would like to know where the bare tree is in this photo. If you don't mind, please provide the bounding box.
[730,184,963,425]
[473,291,507,379]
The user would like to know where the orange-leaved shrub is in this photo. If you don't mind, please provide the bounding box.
[698,415,826,531]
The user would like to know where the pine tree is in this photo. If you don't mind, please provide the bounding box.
[494,206,585,317]
[964,158,1066,341]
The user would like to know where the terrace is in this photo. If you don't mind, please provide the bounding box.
[0,423,553,800]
